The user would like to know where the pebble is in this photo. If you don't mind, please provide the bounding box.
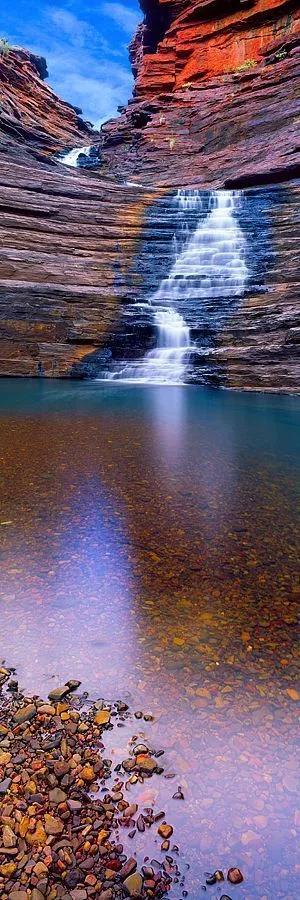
[2,824,17,847]
[94,709,111,726]
[136,754,157,774]
[49,787,67,804]
[120,857,138,880]
[48,685,72,702]
[158,824,173,839]
[227,867,243,884]
[13,703,36,724]
[124,872,143,896]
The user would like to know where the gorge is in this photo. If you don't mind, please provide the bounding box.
[0,4,299,899]
[0,0,299,390]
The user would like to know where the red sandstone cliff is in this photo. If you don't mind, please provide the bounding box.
[133,0,300,93]
[101,0,300,186]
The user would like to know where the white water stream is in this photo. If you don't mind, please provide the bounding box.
[105,189,248,384]
[60,145,92,167]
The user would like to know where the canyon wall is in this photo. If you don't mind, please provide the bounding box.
[0,49,93,155]
[101,0,300,186]
[0,3,299,391]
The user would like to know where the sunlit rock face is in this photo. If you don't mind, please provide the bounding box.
[102,0,300,186]
[134,0,300,92]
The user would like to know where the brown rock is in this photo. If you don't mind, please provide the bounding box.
[81,765,95,783]
[123,872,143,897]
[120,857,138,880]
[158,824,173,839]
[0,860,17,876]
[9,893,29,900]
[135,754,157,774]
[45,814,64,835]
[2,825,17,847]
[26,822,47,846]
[49,788,67,804]
[13,703,36,724]
[227,867,244,884]
[48,685,72,702]
[94,709,111,726]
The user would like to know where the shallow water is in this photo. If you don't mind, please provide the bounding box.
[0,380,299,899]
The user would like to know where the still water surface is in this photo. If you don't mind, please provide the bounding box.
[0,381,299,899]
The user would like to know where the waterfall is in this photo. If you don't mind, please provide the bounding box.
[59,145,92,167]
[103,189,248,384]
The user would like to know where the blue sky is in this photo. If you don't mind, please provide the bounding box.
[0,1,141,126]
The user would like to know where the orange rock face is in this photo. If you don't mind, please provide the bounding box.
[134,0,299,95]
[102,0,300,188]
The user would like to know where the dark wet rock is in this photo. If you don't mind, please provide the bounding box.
[65,869,82,889]
[122,758,136,772]
[206,873,217,885]
[48,681,80,702]
[137,814,145,832]
[120,857,138,880]
[227,867,244,884]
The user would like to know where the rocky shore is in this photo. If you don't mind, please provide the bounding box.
[0,667,243,899]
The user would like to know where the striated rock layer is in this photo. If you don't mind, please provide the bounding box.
[0,3,299,391]
[101,0,300,186]
[0,48,94,155]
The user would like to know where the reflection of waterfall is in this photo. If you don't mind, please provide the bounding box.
[103,189,248,384]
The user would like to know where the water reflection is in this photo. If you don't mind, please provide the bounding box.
[0,381,299,899]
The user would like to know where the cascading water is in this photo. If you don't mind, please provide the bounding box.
[59,146,92,167]
[103,189,248,384]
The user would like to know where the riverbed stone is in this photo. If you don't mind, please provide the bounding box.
[48,685,71,702]
[94,709,111,726]
[49,788,67,804]
[2,824,17,847]
[123,872,143,897]
[13,703,36,724]
[158,824,173,839]
[227,867,243,884]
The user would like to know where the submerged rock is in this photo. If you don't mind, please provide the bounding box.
[228,867,244,884]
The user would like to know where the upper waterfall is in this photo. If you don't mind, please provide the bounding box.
[59,146,92,167]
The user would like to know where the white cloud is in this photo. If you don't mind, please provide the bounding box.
[6,3,139,125]
[101,2,140,35]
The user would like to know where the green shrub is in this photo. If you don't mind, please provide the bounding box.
[0,38,11,58]
[236,58,256,72]
[275,49,287,61]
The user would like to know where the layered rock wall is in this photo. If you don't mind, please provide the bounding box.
[102,0,300,186]
[0,48,93,154]
[133,0,300,93]
[0,8,299,391]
